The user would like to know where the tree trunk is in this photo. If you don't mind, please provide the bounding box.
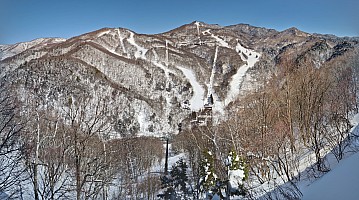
[76,154,81,200]
[34,114,40,200]
[33,163,39,200]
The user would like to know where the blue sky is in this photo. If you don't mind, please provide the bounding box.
[1,0,358,44]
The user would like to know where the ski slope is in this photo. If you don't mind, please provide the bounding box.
[94,29,126,58]
[178,66,205,111]
[127,32,148,59]
[152,50,175,77]
[207,45,219,98]
[225,43,260,106]
[116,29,128,56]
[207,45,226,117]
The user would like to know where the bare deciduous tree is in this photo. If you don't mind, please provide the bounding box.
[0,81,27,199]
[61,96,112,200]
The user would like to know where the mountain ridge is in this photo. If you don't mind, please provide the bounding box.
[1,22,358,137]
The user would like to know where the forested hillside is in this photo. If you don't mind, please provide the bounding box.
[1,22,359,199]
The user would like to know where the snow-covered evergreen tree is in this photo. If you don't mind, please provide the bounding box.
[226,150,247,196]
[200,150,216,191]
[198,150,248,199]
[199,150,225,199]
[158,175,175,199]
[171,158,190,196]
[158,158,191,199]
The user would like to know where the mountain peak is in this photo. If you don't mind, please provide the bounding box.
[226,23,278,38]
[282,27,310,37]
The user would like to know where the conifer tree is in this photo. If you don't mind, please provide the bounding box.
[226,150,247,197]
[199,150,225,199]
[158,158,191,199]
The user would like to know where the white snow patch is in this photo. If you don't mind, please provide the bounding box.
[236,42,251,60]
[206,45,226,120]
[194,21,201,35]
[107,48,122,57]
[211,92,225,122]
[137,111,147,133]
[225,43,260,106]
[116,29,128,56]
[151,143,186,174]
[350,112,359,126]
[152,50,176,77]
[52,38,67,43]
[202,29,211,35]
[229,169,245,188]
[137,110,164,136]
[97,30,111,38]
[208,46,219,98]
[127,32,148,59]
[167,152,187,169]
[301,152,359,200]
[203,29,229,48]
[194,21,202,43]
[0,38,65,61]
[211,34,229,48]
[178,66,205,111]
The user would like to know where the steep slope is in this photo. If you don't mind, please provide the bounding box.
[0,37,66,61]
[1,22,358,138]
[301,152,359,200]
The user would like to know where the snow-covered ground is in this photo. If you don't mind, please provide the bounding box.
[152,50,175,77]
[299,114,359,200]
[252,113,359,200]
[207,45,219,98]
[151,143,186,174]
[206,45,226,117]
[199,31,261,118]
[97,29,111,38]
[225,43,260,106]
[92,29,126,58]
[203,30,261,108]
[0,38,66,61]
[117,30,128,56]
[95,29,147,60]
[211,34,229,48]
[301,151,359,200]
[204,45,225,118]
[195,21,201,42]
[127,31,148,59]
[178,66,205,111]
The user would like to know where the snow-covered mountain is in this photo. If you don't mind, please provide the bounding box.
[0,38,66,61]
[1,21,358,137]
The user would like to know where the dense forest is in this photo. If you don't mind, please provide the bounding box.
[1,48,359,199]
